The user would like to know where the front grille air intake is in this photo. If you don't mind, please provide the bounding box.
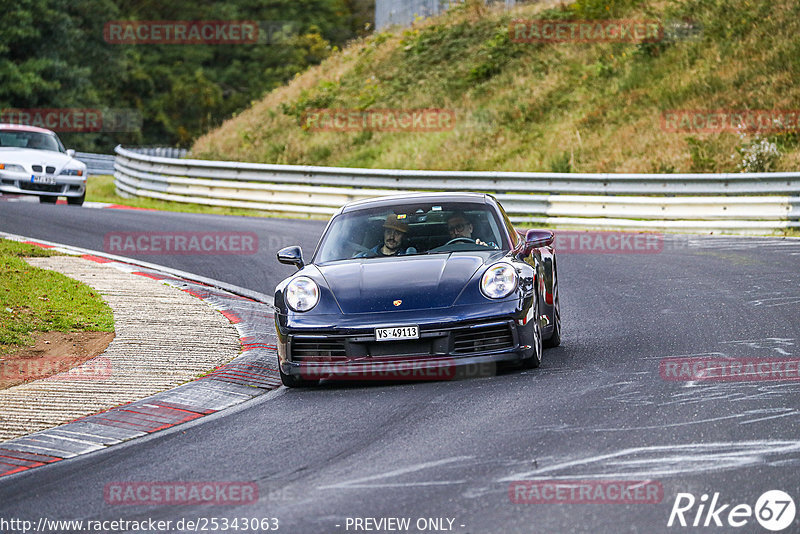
[453,323,514,354]
[19,182,61,193]
[291,338,347,361]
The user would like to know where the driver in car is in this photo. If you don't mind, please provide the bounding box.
[27,136,47,150]
[447,212,498,248]
[357,214,417,257]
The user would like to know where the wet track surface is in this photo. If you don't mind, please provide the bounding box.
[1,201,799,533]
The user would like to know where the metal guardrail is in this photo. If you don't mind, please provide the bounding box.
[376,0,521,30]
[113,145,800,233]
[75,152,115,175]
[131,147,188,159]
[78,148,188,175]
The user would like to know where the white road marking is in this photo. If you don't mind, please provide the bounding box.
[499,440,800,481]
[739,410,799,425]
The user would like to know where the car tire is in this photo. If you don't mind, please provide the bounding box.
[67,194,85,206]
[522,297,543,369]
[544,264,561,348]
[279,367,319,388]
[39,196,57,204]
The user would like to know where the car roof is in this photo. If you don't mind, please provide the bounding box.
[0,123,56,135]
[341,192,492,213]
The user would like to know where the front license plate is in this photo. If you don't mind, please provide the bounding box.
[32,175,56,185]
[375,326,419,341]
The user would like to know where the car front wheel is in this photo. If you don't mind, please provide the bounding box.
[67,193,85,206]
[522,297,543,369]
[544,264,561,348]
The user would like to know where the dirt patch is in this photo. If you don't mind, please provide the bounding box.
[0,331,115,390]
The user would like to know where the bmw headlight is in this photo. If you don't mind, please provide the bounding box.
[480,263,518,299]
[285,276,320,312]
[0,163,25,172]
[59,168,84,176]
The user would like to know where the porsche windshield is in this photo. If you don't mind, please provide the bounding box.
[314,202,509,263]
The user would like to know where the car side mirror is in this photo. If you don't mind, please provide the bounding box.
[277,246,304,269]
[66,149,75,157]
[523,229,554,254]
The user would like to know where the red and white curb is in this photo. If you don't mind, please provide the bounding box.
[0,233,280,479]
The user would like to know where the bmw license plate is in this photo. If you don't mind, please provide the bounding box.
[375,326,419,341]
[32,175,56,185]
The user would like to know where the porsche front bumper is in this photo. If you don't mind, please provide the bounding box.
[277,309,538,381]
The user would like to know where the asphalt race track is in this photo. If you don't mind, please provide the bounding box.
[0,201,327,293]
[1,200,800,533]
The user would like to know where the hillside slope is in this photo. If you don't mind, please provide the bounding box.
[192,0,800,174]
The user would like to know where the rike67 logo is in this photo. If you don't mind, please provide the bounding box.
[668,490,796,531]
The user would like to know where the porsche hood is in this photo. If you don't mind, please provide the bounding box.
[316,253,496,314]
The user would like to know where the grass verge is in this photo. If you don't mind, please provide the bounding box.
[0,239,115,356]
[192,0,800,174]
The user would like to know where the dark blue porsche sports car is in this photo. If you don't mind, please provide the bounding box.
[274,192,561,387]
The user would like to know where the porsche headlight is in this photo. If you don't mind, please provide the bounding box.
[0,163,25,172]
[59,168,84,176]
[481,263,518,299]
[285,276,319,312]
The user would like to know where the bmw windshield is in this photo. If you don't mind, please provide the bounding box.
[0,130,65,153]
[314,202,509,263]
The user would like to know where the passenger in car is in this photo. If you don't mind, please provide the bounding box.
[356,214,418,257]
